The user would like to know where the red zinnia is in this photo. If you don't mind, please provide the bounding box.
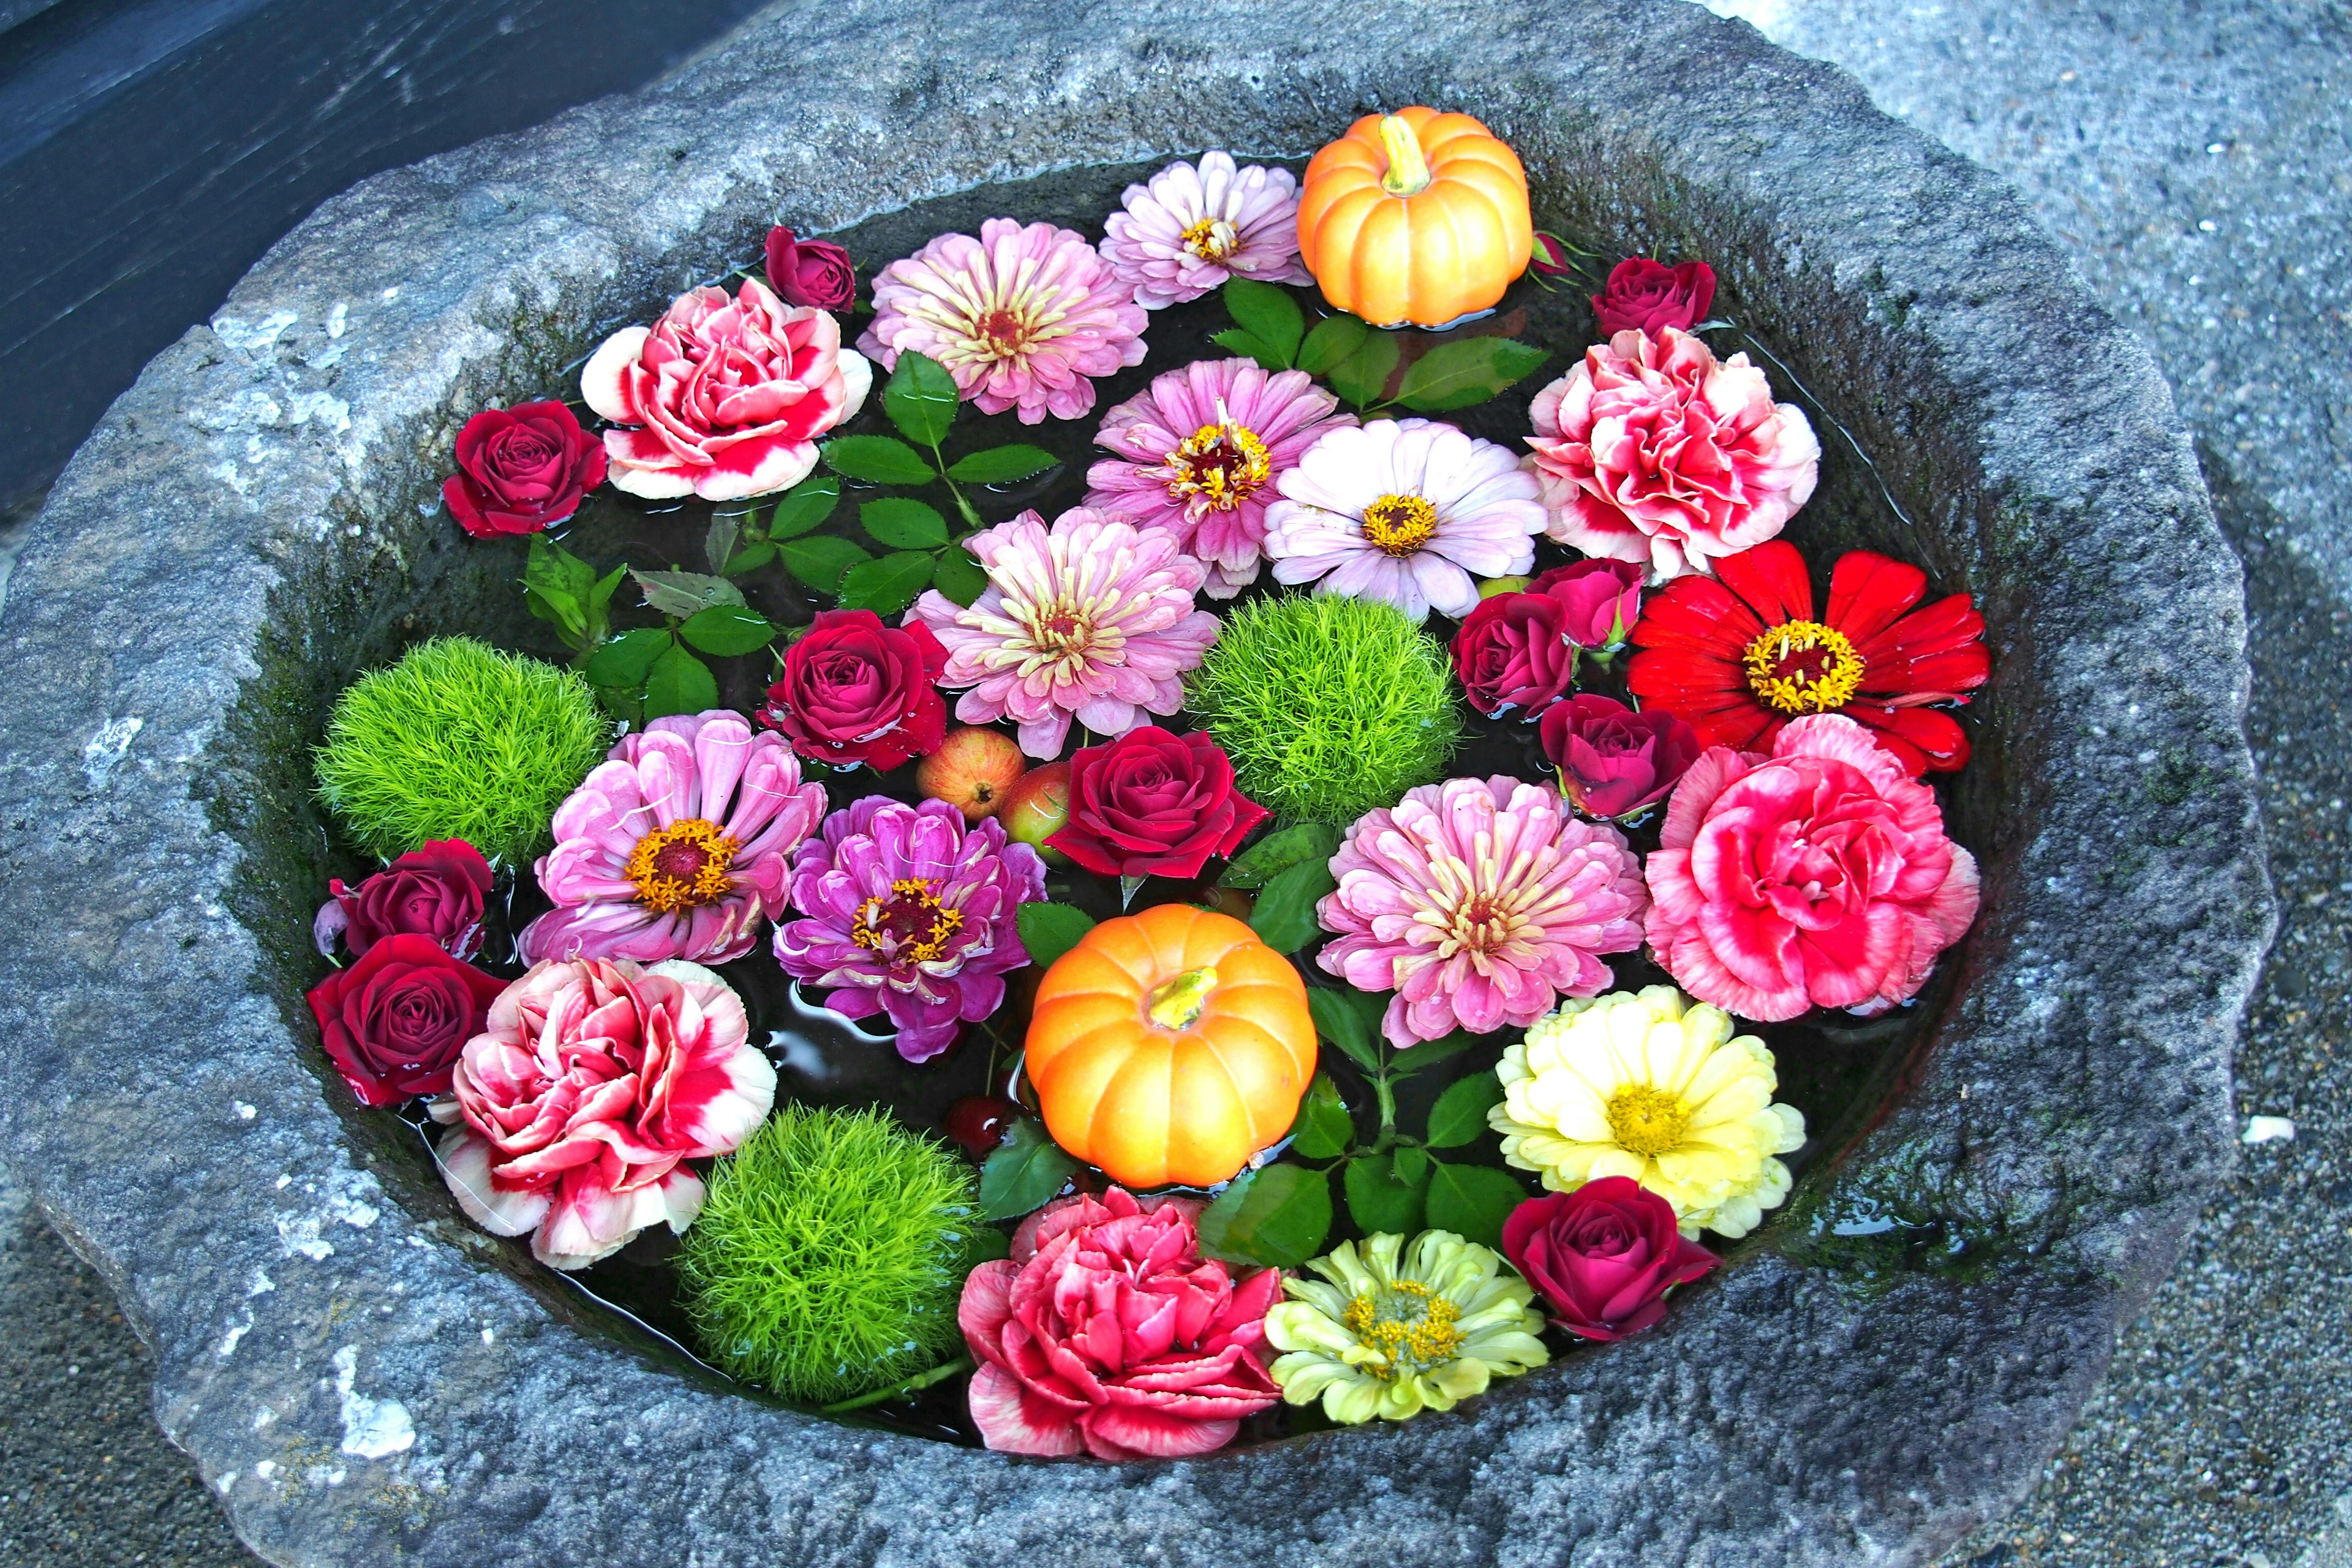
[1626,540,1989,774]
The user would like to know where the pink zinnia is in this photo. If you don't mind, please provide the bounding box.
[1317,775,1649,1048]
[1525,326,1820,581]
[1098,151,1313,309]
[907,507,1220,759]
[1083,357,1355,597]
[859,219,1147,424]
[516,711,828,968]
[1645,713,1980,1022]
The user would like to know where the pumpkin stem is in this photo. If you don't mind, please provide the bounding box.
[1145,966,1219,1030]
[1376,114,1433,197]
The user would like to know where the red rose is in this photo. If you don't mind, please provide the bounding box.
[1529,230,1574,278]
[1452,592,1576,719]
[1501,1178,1716,1341]
[1539,694,1703,820]
[314,839,494,961]
[765,225,858,312]
[1046,727,1270,881]
[440,401,606,538]
[306,934,507,1107]
[756,609,948,770]
[1528,557,1644,650]
[1591,257,1717,337]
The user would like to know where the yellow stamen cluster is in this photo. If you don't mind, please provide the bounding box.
[624,819,740,914]
[1166,420,1273,512]
[1605,1084,1693,1161]
[1179,214,1240,260]
[852,877,965,963]
[1360,493,1439,557]
[1743,619,1864,715]
[1340,1280,1465,1379]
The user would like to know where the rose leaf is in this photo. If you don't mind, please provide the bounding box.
[1306,987,1382,1076]
[1246,853,1338,954]
[1392,338,1550,413]
[778,536,873,596]
[1423,1161,1528,1250]
[1197,1164,1333,1269]
[677,605,778,657]
[631,568,745,619]
[582,627,672,688]
[723,541,778,575]
[1295,314,1371,375]
[1342,1149,1428,1237]
[643,644,719,720]
[945,444,1058,484]
[1016,902,1096,970]
[859,498,951,550]
[1425,1070,1506,1149]
[1219,820,1340,889]
[1387,1029,1488,1079]
[1221,278,1305,366]
[881,350,962,448]
[704,513,741,576]
[768,475,840,540]
[1325,331,1401,409]
[1392,1143,1429,1187]
[978,1117,1079,1222]
[822,434,937,486]
[836,551,935,616]
[930,545,990,608]
[1287,1072,1355,1160]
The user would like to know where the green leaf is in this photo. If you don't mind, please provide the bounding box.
[1296,314,1371,374]
[859,497,951,550]
[930,545,990,607]
[962,1226,1012,1268]
[1425,1071,1506,1149]
[1343,1150,1428,1237]
[1392,1143,1429,1188]
[823,435,937,486]
[1210,327,1286,372]
[1220,821,1340,890]
[1387,1030,1487,1079]
[677,604,777,657]
[1392,337,1550,413]
[1327,331,1401,408]
[522,535,595,643]
[780,535,873,596]
[704,513,741,576]
[1288,1073,1355,1160]
[643,643,718,719]
[632,568,745,619]
[837,551,935,616]
[1016,903,1096,971]
[769,475,840,540]
[724,541,778,575]
[946,444,1058,484]
[1222,278,1305,366]
[881,350,961,448]
[978,1118,1079,1222]
[1196,1165,1333,1269]
[1424,1161,1528,1250]
[582,627,671,688]
[1308,987,1381,1075]
[585,564,626,643]
[1247,853,1338,954]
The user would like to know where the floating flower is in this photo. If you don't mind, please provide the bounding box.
[1627,539,1991,774]
[859,219,1147,424]
[314,839,492,961]
[441,401,606,538]
[773,796,1047,1062]
[907,507,1220,759]
[1645,714,1980,1021]
[763,225,856,311]
[1539,694,1703,820]
[582,277,870,502]
[1489,985,1804,1237]
[1097,151,1313,309]
[959,1188,1281,1459]
[1316,775,1648,1048]
[1265,418,1547,623]
[1525,326,1819,581]
[307,933,505,1107]
[1592,257,1717,337]
[756,608,949,772]
[516,711,827,968]
[1502,1178,1717,1341]
[433,956,775,1269]
[1264,1231,1548,1425]
[1084,358,1354,597]
[1529,557,1645,651]
[1046,726,1269,881]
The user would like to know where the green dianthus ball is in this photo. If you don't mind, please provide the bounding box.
[1187,594,1462,824]
[314,635,609,865]
[677,1104,982,1405]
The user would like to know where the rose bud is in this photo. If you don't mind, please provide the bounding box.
[441,401,608,538]
[1591,257,1717,337]
[1539,694,1703,820]
[1528,557,1644,651]
[1529,230,1574,278]
[1046,727,1270,881]
[306,933,507,1107]
[756,608,949,771]
[314,839,496,961]
[1452,591,1576,720]
[1501,1177,1717,1341]
[764,225,858,312]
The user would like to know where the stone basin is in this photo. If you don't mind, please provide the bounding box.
[0,1,2275,1563]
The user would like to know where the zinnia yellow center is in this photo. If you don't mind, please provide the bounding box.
[1341,1280,1464,1378]
[1606,1084,1692,1160]
[1361,493,1439,557]
[1167,421,1272,511]
[625,819,741,914]
[852,877,964,963]
[1743,619,1864,715]
[1179,214,1240,260]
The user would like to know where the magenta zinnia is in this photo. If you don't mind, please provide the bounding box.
[858,219,1147,424]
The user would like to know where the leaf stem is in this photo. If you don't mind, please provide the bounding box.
[930,441,982,529]
[819,1356,974,1413]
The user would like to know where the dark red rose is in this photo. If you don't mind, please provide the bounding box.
[1539,693,1703,820]
[314,839,494,961]
[1046,727,1270,881]
[1528,557,1645,650]
[1453,592,1576,719]
[764,225,857,311]
[306,933,506,1107]
[440,401,606,538]
[1592,257,1717,337]
[757,609,948,770]
[1501,1178,1717,1341]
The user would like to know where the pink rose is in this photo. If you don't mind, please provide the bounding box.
[958,1188,1281,1460]
[1645,713,1980,1022]
[314,839,493,960]
[1452,591,1577,718]
[764,225,857,311]
[581,277,872,502]
[1528,557,1644,649]
[432,957,776,1270]
[1539,694,1702,820]
[1525,326,1820,581]
[1502,1178,1717,1341]
[440,401,607,538]
[1592,257,1717,336]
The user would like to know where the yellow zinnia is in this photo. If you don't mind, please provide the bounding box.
[1487,985,1805,1238]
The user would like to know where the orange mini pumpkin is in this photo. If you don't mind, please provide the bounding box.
[1295,106,1534,329]
[1025,905,1316,1189]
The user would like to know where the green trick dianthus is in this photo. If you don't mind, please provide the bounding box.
[677,1104,982,1406]
[1186,594,1461,824]
[314,635,609,865]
